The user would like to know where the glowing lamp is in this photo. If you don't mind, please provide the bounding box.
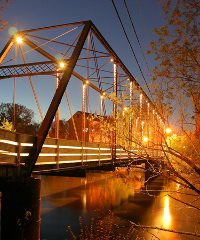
[166,128,172,134]
[143,137,148,142]
[59,62,65,69]
[16,37,22,44]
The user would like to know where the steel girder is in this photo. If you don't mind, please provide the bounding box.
[0,20,159,176]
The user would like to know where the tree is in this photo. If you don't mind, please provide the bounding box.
[147,0,200,137]
[0,102,40,135]
[0,0,17,39]
[0,117,12,131]
[48,119,69,139]
[90,1,200,233]
[101,1,200,237]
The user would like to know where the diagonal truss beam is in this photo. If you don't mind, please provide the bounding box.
[0,38,121,106]
[24,20,92,176]
[0,36,15,64]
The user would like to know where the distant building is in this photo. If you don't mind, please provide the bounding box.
[67,111,112,143]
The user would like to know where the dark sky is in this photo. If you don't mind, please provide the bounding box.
[0,0,164,121]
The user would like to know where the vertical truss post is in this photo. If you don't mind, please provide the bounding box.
[112,61,117,162]
[129,81,133,152]
[156,114,159,157]
[55,72,60,139]
[140,93,143,148]
[100,95,103,143]
[136,116,139,149]
[147,102,150,147]
[152,109,155,157]
[82,83,86,142]
[12,44,17,131]
[24,21,92,176]
[158,116,162,157]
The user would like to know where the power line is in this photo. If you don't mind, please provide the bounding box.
[135,0,156,67]
[123,0,152,82]
[111,0,154,102]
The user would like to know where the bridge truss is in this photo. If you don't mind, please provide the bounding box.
[0,21,165,177]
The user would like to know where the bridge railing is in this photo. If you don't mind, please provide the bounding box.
[0,129,114,170]
[0,129,162,175]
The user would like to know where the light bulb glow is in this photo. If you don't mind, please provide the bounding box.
[166,128,172,134]
[143,137,148,142]
[59,62,65,69]
[16,37,22,44]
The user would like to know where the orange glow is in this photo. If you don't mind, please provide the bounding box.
[166,128,172,134]
[16,37,22,44]
[59,62,65,68]
[143,137,148,142]
[163,196,171,228]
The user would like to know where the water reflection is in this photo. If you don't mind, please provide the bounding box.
[38,169,144,239]
[36,170,200,240]
[163,195,171,229]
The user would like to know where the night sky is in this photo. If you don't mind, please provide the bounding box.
[0,0,164,122]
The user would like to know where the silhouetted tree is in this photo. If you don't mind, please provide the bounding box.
[48,119,69,139]
[0,102,40,135]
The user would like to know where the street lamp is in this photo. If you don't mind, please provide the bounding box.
[165,127,173,148]
[166,127,172,134]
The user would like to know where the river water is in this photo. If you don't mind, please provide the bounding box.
[37,169,200,240]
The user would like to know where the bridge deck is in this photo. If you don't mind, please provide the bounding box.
[0,129,160,177]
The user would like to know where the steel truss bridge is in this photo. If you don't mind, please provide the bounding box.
[0,21,165,177]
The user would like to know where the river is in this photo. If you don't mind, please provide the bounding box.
[36,169,200,240]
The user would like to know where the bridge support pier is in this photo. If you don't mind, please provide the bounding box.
[1,178,41,240]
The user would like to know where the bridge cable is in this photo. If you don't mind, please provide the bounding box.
[19,45,44,121]
[1,26,82,67]
[90,33,106,116]
[111,0,154,103]
[64,90,79,141]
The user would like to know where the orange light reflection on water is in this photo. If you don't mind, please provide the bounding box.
[163,195,171,229]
